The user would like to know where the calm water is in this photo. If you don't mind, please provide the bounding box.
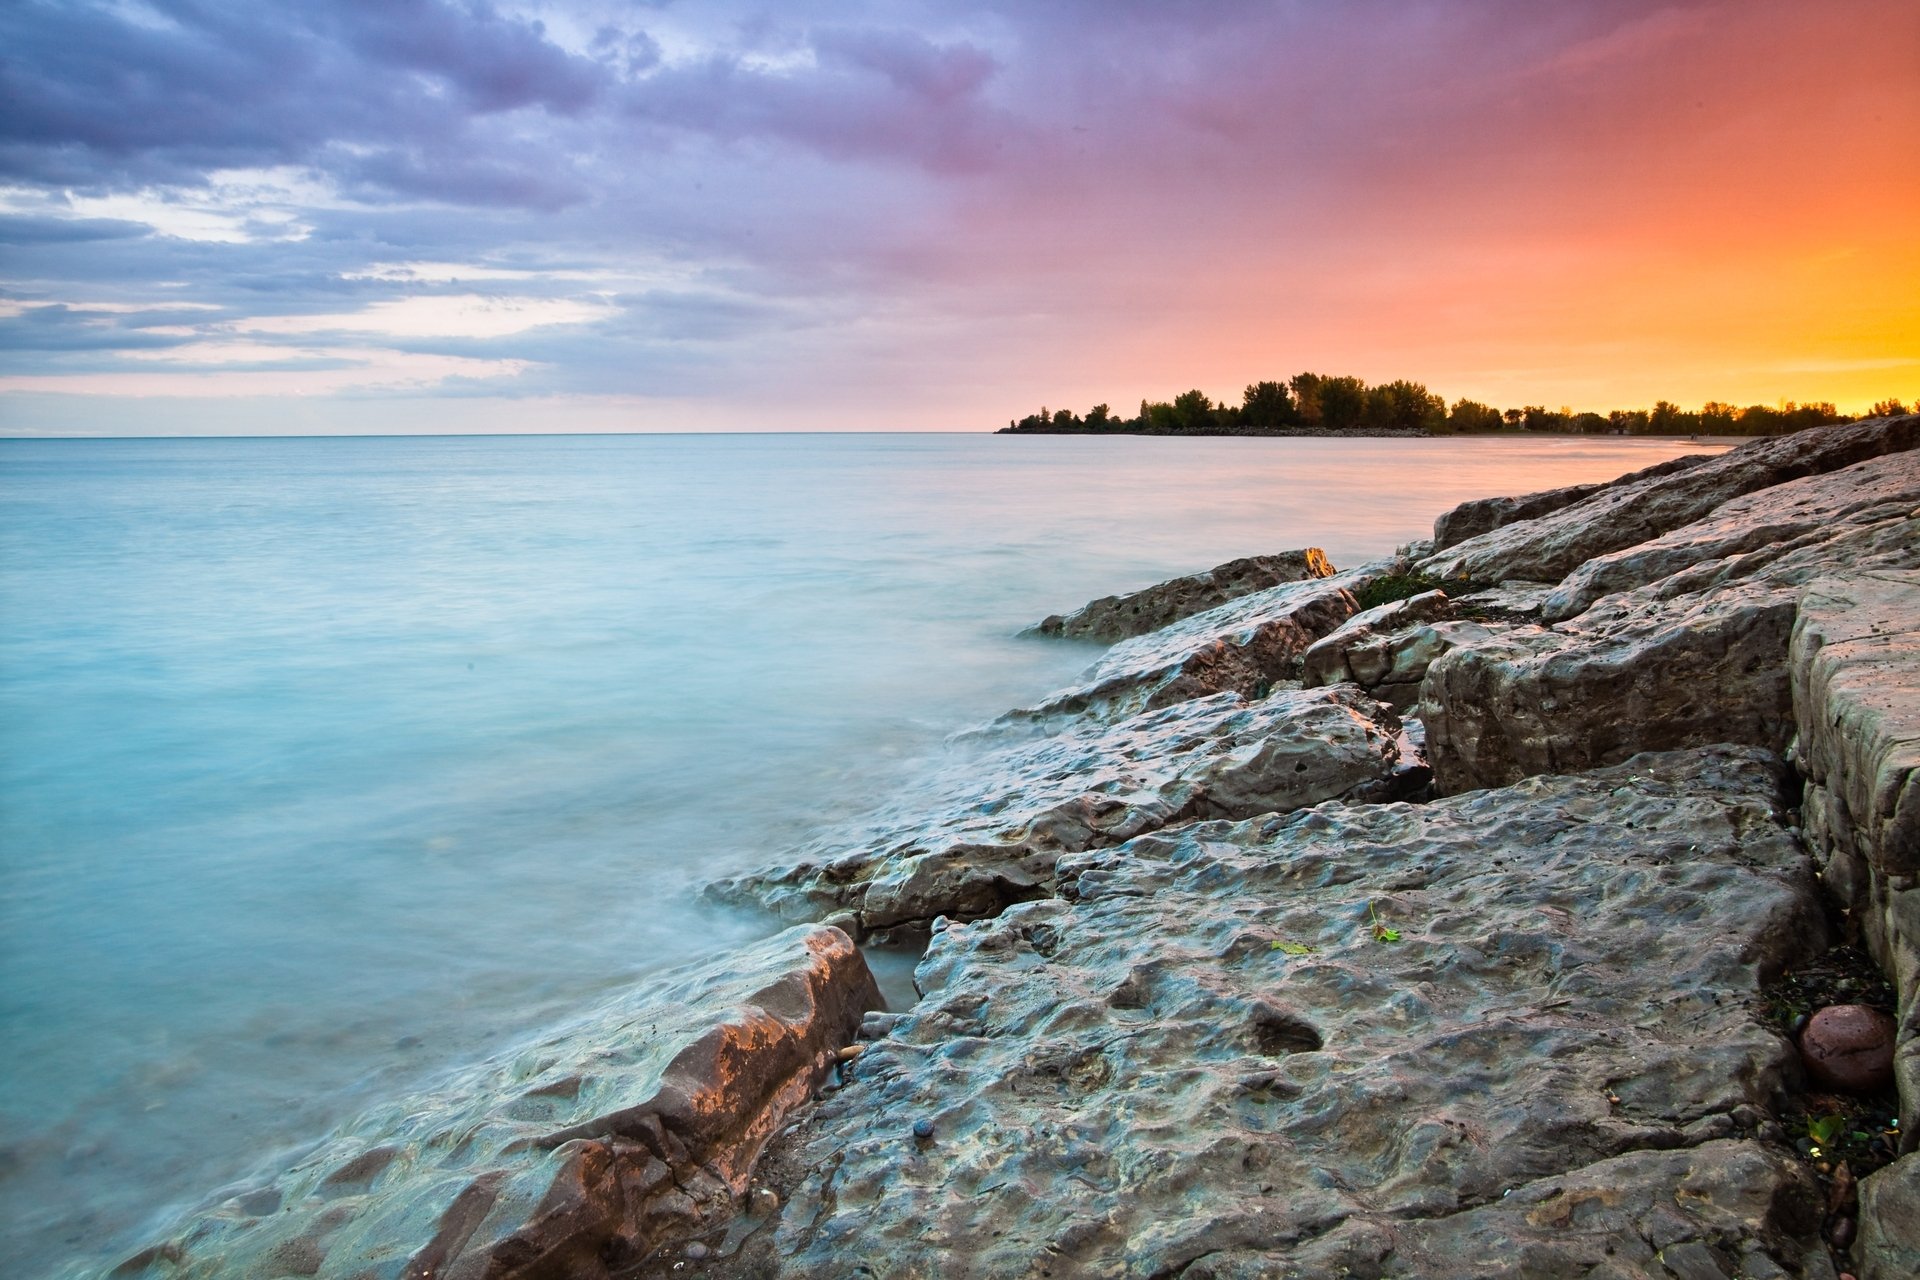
[0,431,1723,1275]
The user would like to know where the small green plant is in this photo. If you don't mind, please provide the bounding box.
[1368,902,1401,943]
[1806,1113,1846,1149]
[1269,940,1314,956]
[1353,572,1449,611]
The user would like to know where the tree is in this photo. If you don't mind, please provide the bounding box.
[1171,388,1214,432]
[1871,399,1910,417]
[1447,399,1504,433]
[1241,380,1297,429]
[1141,399,1179,432]
[1290,373,1366,430]
[1363,380,1445,431]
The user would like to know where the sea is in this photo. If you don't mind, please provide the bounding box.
[0,430,1727,1276]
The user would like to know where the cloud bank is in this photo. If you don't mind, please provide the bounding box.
[3,0,1916,432]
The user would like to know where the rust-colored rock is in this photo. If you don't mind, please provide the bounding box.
[1801,1004,1897,1094]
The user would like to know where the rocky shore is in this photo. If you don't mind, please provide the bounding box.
[117,418,1917,1279]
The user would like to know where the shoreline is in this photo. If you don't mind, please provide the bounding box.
[109,418,1919,1279]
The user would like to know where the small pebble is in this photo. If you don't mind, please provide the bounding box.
[912,1118,936,1142]
[749,1186,780,1214]
[686,1242,710,1262]
[834,1044,865,1063]
[1829,1216,1855,1249]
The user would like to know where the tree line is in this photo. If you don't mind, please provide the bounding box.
[999,373,1911,437]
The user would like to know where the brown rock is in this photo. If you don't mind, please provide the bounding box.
[1801,1005,1897,1093]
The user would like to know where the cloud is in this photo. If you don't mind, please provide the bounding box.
[1,0,1916,426]
[236,294,619,339]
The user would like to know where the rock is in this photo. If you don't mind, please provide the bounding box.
[1428,451,1717,550]
[1800,1005,1898,1093]
[1420,448,1920,795]
[710,685,1410,935]
[1029,549,1335,643]
[112,926,881,1280]
[1001,568,1374,731]
[719,747,1831,1278]
[1791,569,1920,1142]
[1450,579,1558,618]
[1419,589,1805,794]
[1419,415,1920,586]
[1541,450,1920,624]
[1855,1154,1920,1280]
[1299,588,1454,688]
[1431,479,1608,550]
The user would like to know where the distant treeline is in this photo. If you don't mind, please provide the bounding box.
[999,373,1911,437]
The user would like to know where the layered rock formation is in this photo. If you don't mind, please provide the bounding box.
[695,416,1918,1280]
[116,419,1920,1280]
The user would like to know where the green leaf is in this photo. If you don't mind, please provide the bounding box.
[1375,926,1402,943]
[1270,940,1314,955]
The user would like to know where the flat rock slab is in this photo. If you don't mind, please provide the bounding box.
[711,747,1833,1280]
[1428,451,1715,551]
[1419,415,1920,587]
[116,926,880,1280]
[1542,449,1920,623]
[1002,569,1374,731]
[710,685,1410,936]
[1030,549,1335,643]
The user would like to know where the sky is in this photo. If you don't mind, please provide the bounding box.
[1,0,1916,435]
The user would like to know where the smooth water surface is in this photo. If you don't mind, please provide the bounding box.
[0,431,1723,1274]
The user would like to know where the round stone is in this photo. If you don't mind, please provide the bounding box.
[1798,1004,1896,1093]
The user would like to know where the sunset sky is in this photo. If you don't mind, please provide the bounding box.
[2,0,1916,435]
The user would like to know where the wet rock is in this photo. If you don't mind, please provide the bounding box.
[1419,588,1805,794]
[1299,588,1455,688]
[1541,450,1920,624]
[718,747,1831,1279]
[112,926,880,1280]
[1029,549,1334,643]
[1420,447,1920,795]
[1855,1154,1920,1280]
[1000,568,1372,731]
[1419,415,1919,586]
[1451,579,1558,618]
[1791,569,1920,1143]
[1428,451,1716,551]
[711,685,1408,935]
[1801,1005,1898,1094]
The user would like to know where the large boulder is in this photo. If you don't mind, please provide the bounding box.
[709,685,1411,937]
[1419,440,1920,795]
[715,748,1831,1279]
[1418,589,1803,794]
[1029,549,1335,642]
[1419,415,1920,585]
[114,926,881,1280]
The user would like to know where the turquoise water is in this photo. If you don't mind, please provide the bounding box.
[0,431,1721,1274]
